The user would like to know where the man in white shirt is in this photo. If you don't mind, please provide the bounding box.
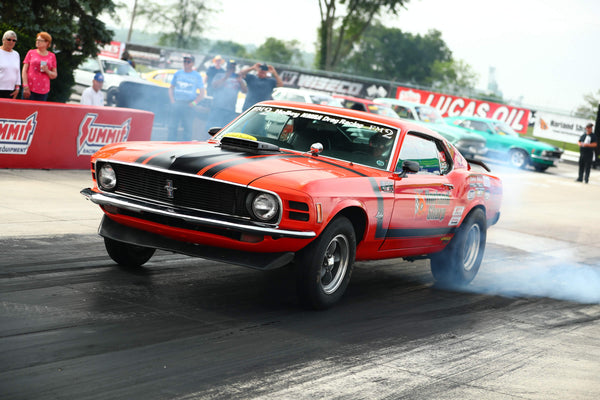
[80,72,104,106]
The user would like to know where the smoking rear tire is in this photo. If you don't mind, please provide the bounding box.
[106,87,119,106]
[509,149,529,169]
[104,237,155,268]
[295,216,356,310]
[430,208,486,288]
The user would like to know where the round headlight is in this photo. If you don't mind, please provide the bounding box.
[98,163,117,190]
[250,193,279,222]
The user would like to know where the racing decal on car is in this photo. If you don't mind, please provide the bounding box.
[449,206,465,226]
[414,190,450,221]
[0,112,37,154]
[77,113,131,156]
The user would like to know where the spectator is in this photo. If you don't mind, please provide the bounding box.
[121,50,136,68]
[22,31,57,101]
[0,30,21,99]
[168,54,205,141]
[576,123,597,183]
[205,55,224,96]
[240,62,283,111]
[205,59,247,135]
[80,72,105,106]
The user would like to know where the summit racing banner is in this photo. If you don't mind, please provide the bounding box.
[395,86,531,134]
[0,99,153,169]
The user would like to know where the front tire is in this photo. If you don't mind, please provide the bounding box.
[104,237,155,268]
[509,149,529,169]
[295,217,356,310]
[430,208,486,288]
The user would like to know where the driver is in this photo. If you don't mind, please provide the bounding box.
[369,132,392,158]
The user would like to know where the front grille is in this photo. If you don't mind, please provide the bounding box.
[545,150,562,159]
[102,162,252,218]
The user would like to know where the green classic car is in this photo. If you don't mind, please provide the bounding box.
[374,98,488,159]
[445,116,563,172]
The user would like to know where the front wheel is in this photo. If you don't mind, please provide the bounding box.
[508,149,529,169]
[104,237,155,268]
[295,217,356,310]
[430,208,486,288]
[534,164,549,172]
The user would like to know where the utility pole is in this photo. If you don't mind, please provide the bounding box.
[127,0,138,44]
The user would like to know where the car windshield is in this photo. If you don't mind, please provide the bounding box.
[215,105,399,170]
[491,121,519,137]
[368,104,399,119]
[415,106,444,124]
[101,60,139,77]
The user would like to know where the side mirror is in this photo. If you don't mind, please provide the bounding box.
[207,127,221,137]
[396,160,420,178]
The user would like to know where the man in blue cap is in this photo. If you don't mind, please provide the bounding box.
[80,72,104,106]
[168,54,205,141]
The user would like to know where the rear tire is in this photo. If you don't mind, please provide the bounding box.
[295,216,356,310]
[430,208,486,288]
[104,237,155,268]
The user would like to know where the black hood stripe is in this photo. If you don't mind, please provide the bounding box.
[132,144,372,178]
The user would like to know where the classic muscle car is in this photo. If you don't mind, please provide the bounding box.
[82,101,503,309]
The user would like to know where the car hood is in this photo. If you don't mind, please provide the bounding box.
[94,141,378,187]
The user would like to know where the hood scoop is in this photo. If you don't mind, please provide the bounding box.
[219,136,281,154]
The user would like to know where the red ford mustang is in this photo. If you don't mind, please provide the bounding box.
[82,101,502,309]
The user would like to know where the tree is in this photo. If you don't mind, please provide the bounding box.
[574,90,600,119]
[135,0,211,49]
[428,59,479,96]
[0,0,117,102]
[343,25,452,84]
[317,0,409,71]
[252,38,303,66]
[208,40,249,59]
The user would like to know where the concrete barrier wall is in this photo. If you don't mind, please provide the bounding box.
[0,99,154,169]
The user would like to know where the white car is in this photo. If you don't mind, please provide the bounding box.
[272,87,343,107]
[73,55,157,106]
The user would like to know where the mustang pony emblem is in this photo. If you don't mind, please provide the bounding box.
[164,179,177,198]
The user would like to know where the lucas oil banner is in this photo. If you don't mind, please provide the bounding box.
[0,99,153,169]
[395,86,531,134]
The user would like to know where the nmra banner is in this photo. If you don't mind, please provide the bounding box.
[533,111,594,144]
[0,99,153,169]
[395,86,531,134]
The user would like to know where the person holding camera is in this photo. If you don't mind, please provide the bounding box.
[576,123,597,183]
[240,62,283,111]
[21,31,57,101]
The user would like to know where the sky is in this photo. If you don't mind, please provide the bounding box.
[114,0,600,113]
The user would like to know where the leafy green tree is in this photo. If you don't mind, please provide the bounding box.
[252,37,303,66]
[428,59,479,95]
[317,0,409,71]
[0,0,117,102]
[343,25,452,84]
[135,0,211,49]
[574,90,600,119]
[208,40,249,59]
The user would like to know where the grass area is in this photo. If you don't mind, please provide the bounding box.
[524,126,578,152]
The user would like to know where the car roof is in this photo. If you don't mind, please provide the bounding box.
[374,98,435,109]
[332,94,377,105]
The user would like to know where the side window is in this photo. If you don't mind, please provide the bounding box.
[396,133,444,175]
[470,121,491,133]
[393,106,414,119]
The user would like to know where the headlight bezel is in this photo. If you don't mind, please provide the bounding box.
[97,163,117,191]
[247,192,280,223]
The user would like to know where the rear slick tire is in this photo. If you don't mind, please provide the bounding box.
[430,208,486,288]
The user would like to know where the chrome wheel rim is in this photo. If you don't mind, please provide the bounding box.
[463,224,481,272]
[320,234,349,294]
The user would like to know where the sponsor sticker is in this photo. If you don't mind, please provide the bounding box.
[0,112,38,154]
[77,113,131,156]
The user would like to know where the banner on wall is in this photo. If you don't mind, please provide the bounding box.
[0,99,154,169]
[533,111,593,144]
[395,86,531,134]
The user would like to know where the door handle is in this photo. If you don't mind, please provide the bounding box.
[443,183,454,189]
